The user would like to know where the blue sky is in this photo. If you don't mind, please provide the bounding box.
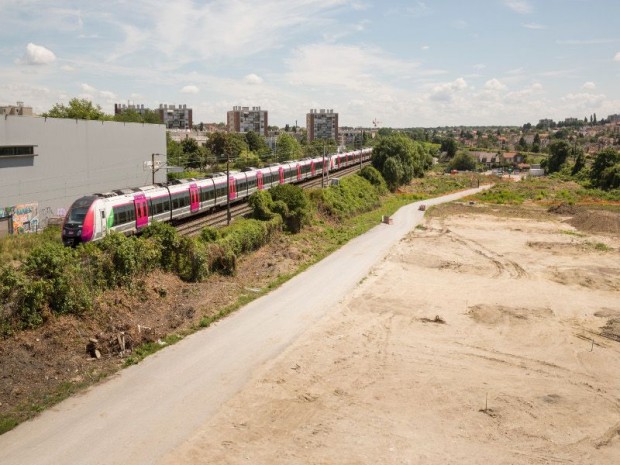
[1,0,619,128]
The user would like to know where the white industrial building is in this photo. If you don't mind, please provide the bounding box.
[0,115,166,233]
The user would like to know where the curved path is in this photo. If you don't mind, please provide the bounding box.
[0,185,490,465]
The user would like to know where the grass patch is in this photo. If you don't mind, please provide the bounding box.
[0,370,110,435]
[123,334,185,367]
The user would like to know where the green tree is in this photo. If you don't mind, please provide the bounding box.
[590,148,620,188]
[204,132,248,162]
[245,131,269,155]
[571,149,586,176]
[449,152,476,171]
[43,98,108,120]
[546,140,571,173]
[275,133,302,161]
[113,109,161,124]
[440,138,458,158]
[166,133,183,167]
[371,133,430,190]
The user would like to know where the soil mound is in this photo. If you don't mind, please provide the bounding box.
[568,209,620,234]
[548,203,578,215]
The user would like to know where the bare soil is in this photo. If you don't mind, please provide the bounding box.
[158,203,620,464]
[2,202,620,464]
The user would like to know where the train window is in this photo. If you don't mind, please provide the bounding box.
[171,192,190,209]
[112,204,135,226]
[202,186,215,202]
[151,197,170,214]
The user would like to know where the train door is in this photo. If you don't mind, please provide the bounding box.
[296,165,302,181]
[311,161,316,177]
[279,166,285,184]
[257,171,264,190]
[98,208,107,239]
[189,183,199,213]
[228,175,236,201]
[134,193,149,230]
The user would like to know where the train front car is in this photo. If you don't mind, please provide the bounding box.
[62,195,98,246]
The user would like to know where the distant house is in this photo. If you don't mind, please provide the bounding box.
[471,151,500,168]
[502,151,525,165]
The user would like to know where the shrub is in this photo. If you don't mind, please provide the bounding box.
[312,175,380,219]
[141,222,181,272]
[199,226,221,243]
[175,237,210,282]
[248,190,277,221]
[23,242,92,315]
[359,166,388,194]
[268,184,311,233]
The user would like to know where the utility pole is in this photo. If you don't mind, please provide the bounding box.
[151,153,162,184]
[226,153,231,225]
[359,131,363,171]
[321,142,326,188]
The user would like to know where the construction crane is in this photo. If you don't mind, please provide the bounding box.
[372,118,382,128]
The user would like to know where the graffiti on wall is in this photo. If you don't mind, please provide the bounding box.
[0,202,39,233]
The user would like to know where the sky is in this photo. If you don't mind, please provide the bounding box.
[1,0,619,128]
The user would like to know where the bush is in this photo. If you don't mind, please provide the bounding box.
[199,226,221,243]
[312,175,380,219]
[248,190,277,221]
[175,237,210,282]
[359,165,388,194]
[268,184,311,233]
[23,243,92,315]
[141,222,181,272]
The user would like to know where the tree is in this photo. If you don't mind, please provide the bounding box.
[571,149,586,176]
[371,133,431,190]
[590,148,620,188]
[181,138,208,170]
[275,133,302,161]
[449,152,476,171]
[440,138,458,158]
[113,108,161,124]
[43,98,108,120]
[546,140,571,173]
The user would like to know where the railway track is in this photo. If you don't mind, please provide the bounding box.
[175,161,371,237]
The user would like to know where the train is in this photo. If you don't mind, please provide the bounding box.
[62,148,373,246]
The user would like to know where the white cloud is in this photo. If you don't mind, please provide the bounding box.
[61,65,75,72]
[80,83,96,93]
[244,74,264,85]
[615,52,620,62]
[21,43,56,65]
[421,45,430,51]
[523,23,546,30]
[504,1,532,14]
[562,92,605,106]
[582,81,596,90]
[180,85,199,94]
[484,78,507,91]
[557,39,615,45]
[406,2,432,18]
[429,78,468,102]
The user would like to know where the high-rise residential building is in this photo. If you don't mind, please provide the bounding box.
[114,103,149,117]
[158,104,193,130]
[227,106,268,136]
[306,109,338,142]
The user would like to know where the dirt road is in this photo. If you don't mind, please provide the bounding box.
[0,187,489,465]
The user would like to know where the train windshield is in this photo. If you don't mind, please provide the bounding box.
[65,196,96,225]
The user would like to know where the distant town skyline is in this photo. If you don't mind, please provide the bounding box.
[1,1,619,128]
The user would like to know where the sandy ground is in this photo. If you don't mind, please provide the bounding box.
[160,205,620,465]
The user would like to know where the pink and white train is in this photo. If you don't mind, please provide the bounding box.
[62,148,372,246]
